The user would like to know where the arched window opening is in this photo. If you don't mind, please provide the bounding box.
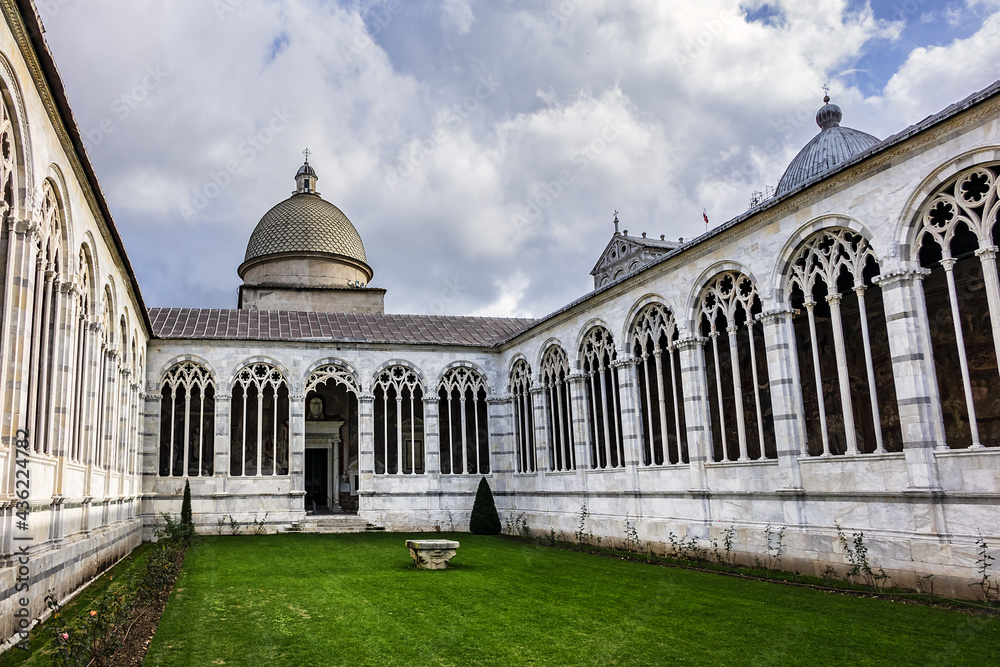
[25,182,62,454]
[581,326,624,469]
[159,361,215,476]
[373,365,424,475]
[438,366,489,474]
[510,359,535,473]
[787,228,902,456]
[699,271,776,462]
[917,165,1000,449]
[540,345,575,471]
[70,249,92,462]
[630,303,688,465]
[230,362,289,476]
[94,292,113,467]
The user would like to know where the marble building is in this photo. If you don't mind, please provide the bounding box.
[2,0,1000,645]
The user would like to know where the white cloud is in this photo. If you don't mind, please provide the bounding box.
[441,0,474,34]
[38,0,1000,318]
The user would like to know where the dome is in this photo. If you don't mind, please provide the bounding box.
[243,162,367,265]
[244,194,367,264]
[775,97,880,196]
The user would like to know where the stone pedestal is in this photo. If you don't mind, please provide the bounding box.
[406,539,459,569]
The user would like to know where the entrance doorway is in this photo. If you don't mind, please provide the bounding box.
[304,449,328,512]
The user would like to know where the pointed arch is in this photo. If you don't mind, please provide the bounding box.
[539,342,574,471]
[438,365,489,475]
[629,301,688,466]
[579,324,624,469]
[159,360,216,477]
[229,360,290,476]
[698,270,775,462]
[509,357,535,473]
[912,162,1000,449]
[784,226,902,456]
[373,363,425,475]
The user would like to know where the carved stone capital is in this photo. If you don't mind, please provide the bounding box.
[755,308,794,324]
[673,336,705,351]
[975,244,999,261]
[872,267,931,287]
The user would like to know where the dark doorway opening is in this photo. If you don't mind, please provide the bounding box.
[305,449,328,513]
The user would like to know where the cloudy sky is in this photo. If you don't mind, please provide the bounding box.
[38,0,1000,318]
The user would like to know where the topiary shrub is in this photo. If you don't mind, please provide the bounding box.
[181,479,193,532]
[469,477,501,535]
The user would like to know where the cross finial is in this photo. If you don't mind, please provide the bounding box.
[302,147,311,163]
[613,210,620,233]
[822,84,830,104]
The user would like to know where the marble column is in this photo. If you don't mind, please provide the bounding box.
[357,393,375,509]
[675,336,710,492]
[289,394,306,509]
[873,269,943,492]
[423,397,440,475]
[567,373,591,474]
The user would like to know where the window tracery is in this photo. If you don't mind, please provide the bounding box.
[25,181,62,454]
[787,228,901,455]
[159,361,215,476]
[630,303,687,465]
[373,365,424,474]
[917,164,1000,448]
[510,359,535,473]
[581,326,624,469]
[438,366,489,474]
[699,271,775,462]
[540,345,575,471]
[230,362,289,476]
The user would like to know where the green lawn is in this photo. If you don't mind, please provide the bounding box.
[142,533,999,667]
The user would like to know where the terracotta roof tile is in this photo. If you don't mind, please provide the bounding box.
[148,308,535,347]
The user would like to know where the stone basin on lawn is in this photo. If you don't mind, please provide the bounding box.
[406,539,460,569]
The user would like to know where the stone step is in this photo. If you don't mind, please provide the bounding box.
[282,514,383,534]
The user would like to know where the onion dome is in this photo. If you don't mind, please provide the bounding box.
[242,161,368,268]
[775,94,880,196]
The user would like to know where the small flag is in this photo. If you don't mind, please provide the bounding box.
[703,209,709,227]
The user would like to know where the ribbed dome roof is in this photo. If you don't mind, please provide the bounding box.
[244,193,367,264]
[775,98,880,196]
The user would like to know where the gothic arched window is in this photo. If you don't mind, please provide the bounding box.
[540,345,575,471]
[26,181,63,454]
[373,365,424,474]
[630,303,687,465]
[230,362,289,476]
[699,271,775,462]
[510,359,535,473]
[787,228,901,455]
[917,165,1000,449]
[580,326,624,469]
[439,366,489,474]
[159,362,215,476]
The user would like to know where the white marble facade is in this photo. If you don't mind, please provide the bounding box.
[3,0,1000,648]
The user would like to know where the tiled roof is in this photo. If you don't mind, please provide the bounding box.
[244,193,367,264]
[149,308,536,347]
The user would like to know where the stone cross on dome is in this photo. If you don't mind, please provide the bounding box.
[303,147,311,163]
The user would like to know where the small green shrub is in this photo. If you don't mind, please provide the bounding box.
[469,477,501,535]
[181,479,193,530]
